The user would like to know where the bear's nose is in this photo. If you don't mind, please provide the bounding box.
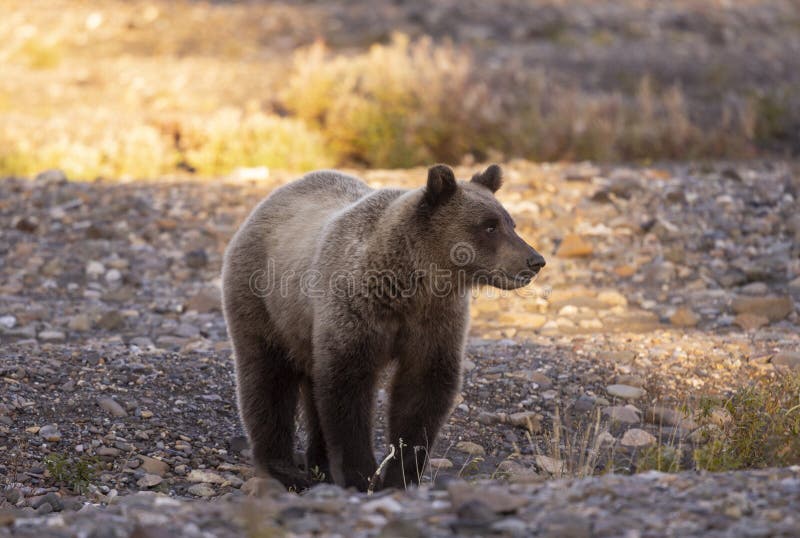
[527,254,546,272]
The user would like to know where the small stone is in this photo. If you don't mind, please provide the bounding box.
[187,484,215,497]
[38,330,65,342]
[606,384,646,400]
[455,441,485,456]
[597,290,627,307]
[670,307,699,327]
[556,234,593,258]
[38,424,61,442]
[97,397,127,418]
[67,314,92,332]
[602,406,640,425]
[185,287,221,313]
[185,249,208,269]
[0,315,16,329]
[187,469,226,484]
[86,261,105,278]
[620,428,656,447]
[740,282,768,295]
[508,412,543,432]
[429,458,453,470]
[534,455,565,475]
[97,311,125,331]
[731,295,793,322]
[241,476,285,497]
[138,455,169,476]
[645,406,697,430]
[35,169,68,183]
[733,313,769,331]
[772,351,800,371]
[362,496,403,515]
[96,446,120,457]
[448,482,528,514]
[105,269,122,283]
[137,474,163,488]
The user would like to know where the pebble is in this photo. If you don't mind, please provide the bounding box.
[97,397,127,418]
[429,458,454,470]
[448,482,528,514]
[38,330,66,342]
[606,384,646,400]
[105,269,122,283]
[185,249,208,269]
[670,307,699,327]
[602,406,641,425]
[772,351,800,371]
[0,315,16,329]
[86,261,105,278]
[621,428,657,447]
[508,412,542,432]
[67,314,92,332]
[187,469,226,484]
[137,474,163,488]
[534,455,565,475]
[556,234,593,258]
[455,441,485,456]
[38,424,61,442]
[731,295,793,322]
[186,484,215,498]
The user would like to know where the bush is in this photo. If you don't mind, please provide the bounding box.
[693,372,800,471]
[181,109,334,175]
[282,34,496,168]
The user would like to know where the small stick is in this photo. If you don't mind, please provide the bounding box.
[367,444,396,495]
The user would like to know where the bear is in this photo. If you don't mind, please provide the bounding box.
[221,163,545,491]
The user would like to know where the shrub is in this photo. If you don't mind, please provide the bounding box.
[693,371,800,471]
[282,34,496,168]
[181,109,334,175]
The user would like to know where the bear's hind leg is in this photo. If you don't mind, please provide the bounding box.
[234,334,309,489]
[301,378,331,483]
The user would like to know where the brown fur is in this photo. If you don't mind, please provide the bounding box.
[222,164,544,491]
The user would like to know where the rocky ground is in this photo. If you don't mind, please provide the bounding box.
[1,161,799,535]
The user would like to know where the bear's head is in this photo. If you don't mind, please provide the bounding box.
[419,163,545,290]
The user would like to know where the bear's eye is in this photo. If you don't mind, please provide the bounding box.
[486,225,497,233]
[483,219,499,233]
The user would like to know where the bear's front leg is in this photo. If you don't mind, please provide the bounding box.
[312,328,382,491]
[383,344,462,489]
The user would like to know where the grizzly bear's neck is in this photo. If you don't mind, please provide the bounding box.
[362,189,467,302]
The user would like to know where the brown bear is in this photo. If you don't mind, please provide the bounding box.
[222,164,544,491]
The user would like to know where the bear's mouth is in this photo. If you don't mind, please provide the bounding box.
[491,271,535,290]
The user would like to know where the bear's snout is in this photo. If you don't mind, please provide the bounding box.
[527,252,546,273]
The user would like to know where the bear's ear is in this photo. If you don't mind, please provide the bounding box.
[470,164,503,193]
[422,164,458,208]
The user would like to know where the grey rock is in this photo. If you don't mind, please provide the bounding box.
[97,397,128,418]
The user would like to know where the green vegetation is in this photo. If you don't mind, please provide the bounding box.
[693,372,800,472]
[44,453,100,494]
